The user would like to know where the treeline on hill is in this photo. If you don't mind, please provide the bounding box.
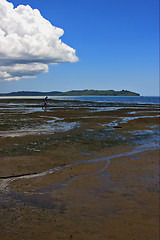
[0,89,140,96]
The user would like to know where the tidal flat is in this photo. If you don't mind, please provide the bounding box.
[0,98,159,240]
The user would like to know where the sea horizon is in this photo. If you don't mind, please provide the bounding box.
[0,95,159,105]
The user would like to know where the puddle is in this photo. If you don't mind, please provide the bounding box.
[87,129,94,132]
[130,157,140,160]
[99,115,160,130]
[0,121,79,137]
[128,110,159,115]
[120,115,160,123]
[79,151,91,156]
[79,150,98,156]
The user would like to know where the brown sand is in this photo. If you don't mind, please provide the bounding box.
[0,99,159,240]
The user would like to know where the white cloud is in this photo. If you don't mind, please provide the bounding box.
[0,0,78,81]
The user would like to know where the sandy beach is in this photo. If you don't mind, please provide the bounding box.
[0,98,159,240]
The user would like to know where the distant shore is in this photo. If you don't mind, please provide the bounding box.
[0,89,140,97]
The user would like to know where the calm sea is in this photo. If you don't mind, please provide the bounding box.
[50,96,160,104]
[0,96,159,105]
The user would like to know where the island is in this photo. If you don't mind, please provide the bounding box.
[0,89,140,96]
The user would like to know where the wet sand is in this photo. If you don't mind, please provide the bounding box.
[0,98,159,240]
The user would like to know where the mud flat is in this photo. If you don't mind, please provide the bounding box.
[0,98,159,240]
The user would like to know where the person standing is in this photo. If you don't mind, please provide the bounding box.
[42,96,48,109]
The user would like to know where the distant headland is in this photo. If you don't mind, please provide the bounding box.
[0,89,140,97]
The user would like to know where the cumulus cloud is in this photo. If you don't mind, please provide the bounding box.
[0,0,78,81]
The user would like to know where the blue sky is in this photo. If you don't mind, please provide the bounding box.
[0,0,159,96]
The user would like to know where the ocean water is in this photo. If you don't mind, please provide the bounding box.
[0,96,159,104]
[50,96,160,104]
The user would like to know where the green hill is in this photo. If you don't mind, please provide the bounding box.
[61,89,140,96]
[0,89,140,96]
